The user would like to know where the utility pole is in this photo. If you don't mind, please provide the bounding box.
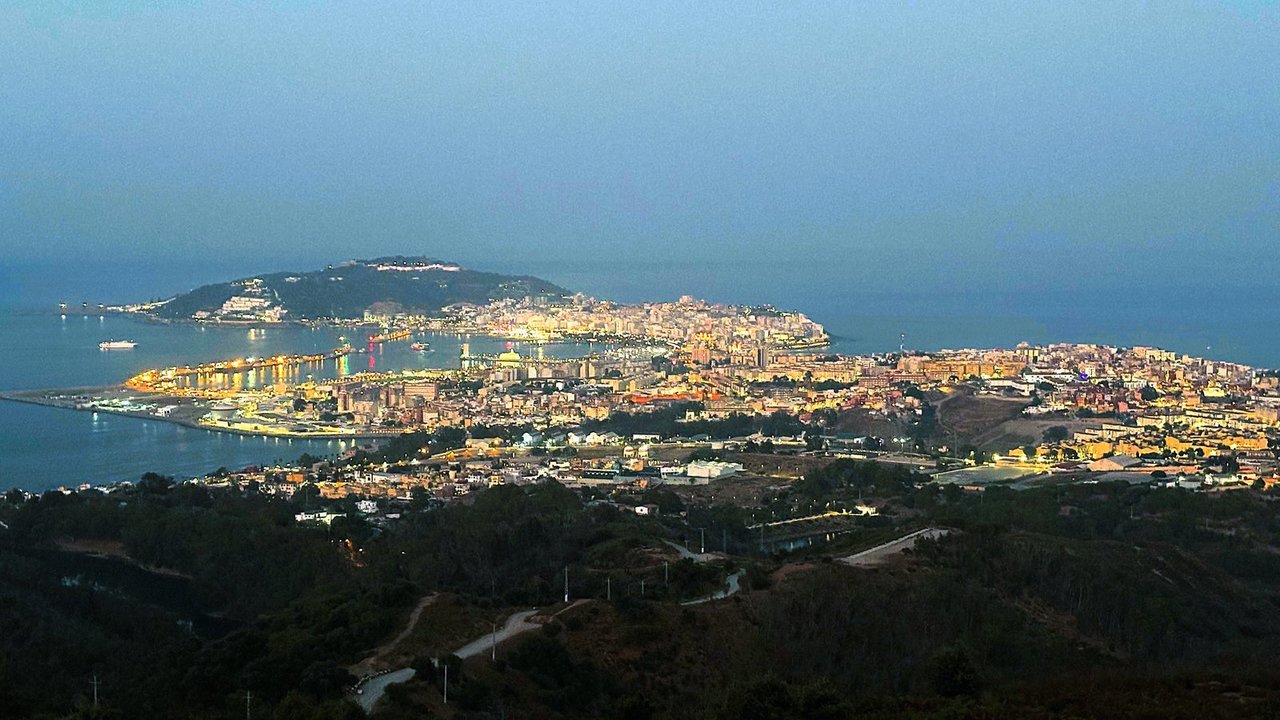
[640,579,645,595]
[664,561,669,586]
[700,528,705,554]
[90,675,100,708]
[564,565,569,603]
[244,691,252,720]
[606,576,611,601]
[443,664,449,704]
[491,620,497,662]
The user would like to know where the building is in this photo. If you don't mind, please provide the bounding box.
[686,461,744,480]
[1087,455,1143,472]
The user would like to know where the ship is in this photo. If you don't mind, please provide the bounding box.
[410,342,430,352]
[98,340,137,350]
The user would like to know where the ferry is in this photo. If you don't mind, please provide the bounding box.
[410,342,430,352]
[98,340,137,350]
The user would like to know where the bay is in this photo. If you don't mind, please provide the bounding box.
[3,259,1278,492]
[0,308,589,491]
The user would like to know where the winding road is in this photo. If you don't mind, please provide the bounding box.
[454,609,539,659]
[355,669,415,713]
[662,539,718,563]
[349,593,437,713]
[350,593,437,677]
[839,527,950,567]
[681,569,745,605]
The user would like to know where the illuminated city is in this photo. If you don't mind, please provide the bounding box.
[5,4,1280,718]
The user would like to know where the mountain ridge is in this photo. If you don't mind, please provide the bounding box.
[147,256,569,321]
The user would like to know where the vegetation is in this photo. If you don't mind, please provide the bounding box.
[6,460,1280,718]
[579,403,805,439]
[154,257,567,320]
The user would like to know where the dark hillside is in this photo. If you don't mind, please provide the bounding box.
[153,257,568,320]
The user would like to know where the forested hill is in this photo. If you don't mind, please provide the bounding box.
[150,257,569,320]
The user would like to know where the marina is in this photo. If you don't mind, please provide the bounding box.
[0,310,593,490]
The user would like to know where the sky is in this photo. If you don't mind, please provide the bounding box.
[2,1,1278,310]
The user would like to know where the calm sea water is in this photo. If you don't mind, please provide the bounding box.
[2,260,1276,491]
[0,308,589,491]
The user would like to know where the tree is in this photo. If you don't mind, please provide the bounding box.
[138,472,174,494]
[811,408,839,427]
[1042,425,1070,443]
[930,644,981,697]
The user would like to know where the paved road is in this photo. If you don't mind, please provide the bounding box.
[455,600,589,660]
[350,593,437,677]
[840,528,950,567]
[662,539,717,563]
[355,668,415,713]
[682,569,745,606]
[455,609,539,659]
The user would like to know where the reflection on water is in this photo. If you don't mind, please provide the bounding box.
[0,311,596,491]
[764,530,854,554]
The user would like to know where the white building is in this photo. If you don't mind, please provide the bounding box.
[686,461,745,480]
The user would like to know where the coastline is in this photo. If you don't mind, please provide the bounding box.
[40,307,827,348]
[0,387,397,441]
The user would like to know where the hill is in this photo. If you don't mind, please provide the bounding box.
[149,257,569,321]
[8,462,1280,718]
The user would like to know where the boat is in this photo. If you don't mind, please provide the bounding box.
[99,340,137,350]
[410,342,430,352]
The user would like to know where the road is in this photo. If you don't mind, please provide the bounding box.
[350,593,438,677]
[351,602,517,715]
[839,528,950,567]
[662,539,717,563]
[455,609,539,660]
[681,569,745,606]
[355,668,415,713]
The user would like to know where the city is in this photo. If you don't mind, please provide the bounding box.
[5,3,1279,718]
[16,291,1279,507]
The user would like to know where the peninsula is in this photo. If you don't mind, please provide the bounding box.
[113,256,568,322]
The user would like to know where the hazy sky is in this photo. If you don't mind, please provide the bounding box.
[2,2,1278,303]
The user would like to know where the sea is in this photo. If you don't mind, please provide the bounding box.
[2,258,1278,492]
